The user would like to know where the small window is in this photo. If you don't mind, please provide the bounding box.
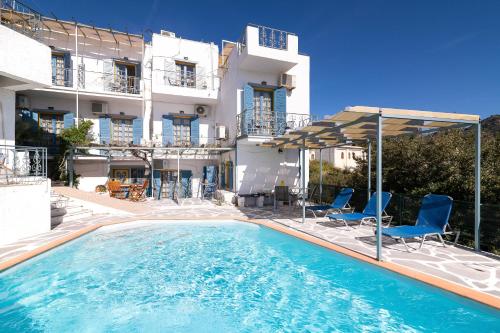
[352,152,356,158]
[175,61,196,88]
[173,117,191,145]
[341,152,344,159]
[114,61,139,94]
[51,53,66,86]
[39,113,64,145]
[111,118,133,144]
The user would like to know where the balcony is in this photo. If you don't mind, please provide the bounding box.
[0,145,47,186]
[51,67,141,95]
[0,0,42,40]
[236,110,314,137]
[152,61,218,104]
[236,24,299,73]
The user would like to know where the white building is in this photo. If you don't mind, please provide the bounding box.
[310,146,365,170]
[4,3,311,200]
[0,2,52,245]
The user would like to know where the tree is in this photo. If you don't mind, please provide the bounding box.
[58,120,94,185]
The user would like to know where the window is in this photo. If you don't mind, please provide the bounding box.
[114,62,138,94]
[130,167,145,184]
[111,118,133,144]
[173,117,191,146]
[51,53,66,86]
[39,113,64,145]
[253,89,274,135]
[175,61,196,88]
[352,152,356,158]
[341,152,344,159]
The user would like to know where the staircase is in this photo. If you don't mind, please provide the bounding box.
[50,191,93,227]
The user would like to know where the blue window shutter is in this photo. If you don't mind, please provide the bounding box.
[274,87,287,135]
[135,63,141,79]
[64,112,75,129]
[220,162,226,188]
[153,170,162,199]
[243,84,254,135]
[132,118,143,144]
[51,116,57,145]
[51,56,57,83]
[63,53,72,87]
[99,116,111,144]
[180,170,192,198]
[228,161,234,190]
[190,117,199,146]
[30,111,39,132]
[162,117,173,146]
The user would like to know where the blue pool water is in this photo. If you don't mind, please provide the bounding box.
[0,221,498,332]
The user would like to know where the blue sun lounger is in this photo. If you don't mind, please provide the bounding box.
[306,188,354,217]
[326,192,393,228]
[382,194,455,252]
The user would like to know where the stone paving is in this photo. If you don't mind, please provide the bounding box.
[1,189,499,303]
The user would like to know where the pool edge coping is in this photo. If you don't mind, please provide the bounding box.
[0,216,499,310]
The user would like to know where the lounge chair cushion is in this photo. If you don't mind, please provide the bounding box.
[382,225,442,238]
[306,205,333,211]
[326,212,372,221]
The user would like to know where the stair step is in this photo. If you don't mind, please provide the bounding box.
[62,210,93,222]
[51,207,67,218]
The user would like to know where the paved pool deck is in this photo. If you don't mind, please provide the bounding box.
[1,188,499,308]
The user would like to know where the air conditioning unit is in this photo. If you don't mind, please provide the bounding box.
[16,95,30,109]
[92,102,108,114]
[195,105,209,117]
[279,74,296,90]
[216,125,227,140]
[160,30,176,37]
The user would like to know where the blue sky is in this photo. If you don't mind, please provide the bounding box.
[25,0,500,119]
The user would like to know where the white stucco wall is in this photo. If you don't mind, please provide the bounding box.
[0,88,15,145]
[236,142,308,194]
[0,181,51,246]
[74,159,108,192]
[0,25,51,89]
[151,33,219,94]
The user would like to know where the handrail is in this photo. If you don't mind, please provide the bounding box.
[0,145,47,186]
[236,110,316,137]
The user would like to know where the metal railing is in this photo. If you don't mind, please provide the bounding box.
[152,58,215,91]
[308,183,500,255]
[155,69,211,90]
[0,145,47,185]
[237,110,316,137]
[238,24,293,51]
[51,67,141,95]
[0,0,42,39]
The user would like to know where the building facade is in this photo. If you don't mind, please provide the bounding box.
[310,146,366,170]
[3,3,311,199]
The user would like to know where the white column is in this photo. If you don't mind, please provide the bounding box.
[474,123,481,251]
[376,115,383,261]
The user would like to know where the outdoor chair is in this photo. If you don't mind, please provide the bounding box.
[274,186,292,212]
[381,194,458,252]
[326,192,393,228]
[107,180,126,199]
[129,180,149,202]
[306,188,354,218]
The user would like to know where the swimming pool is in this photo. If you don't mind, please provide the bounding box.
[0,220,498,332]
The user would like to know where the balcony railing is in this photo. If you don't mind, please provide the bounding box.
[51,67,141,95]
[154,69,212,90]
[0,0,42,39]
[237,110,316,137]
[238,24,294,51]
[0,145,47,185]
